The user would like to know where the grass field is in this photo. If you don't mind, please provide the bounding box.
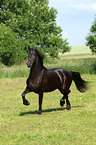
[65,46,91,55]
[0,75,96,145]
[0,46,96,144]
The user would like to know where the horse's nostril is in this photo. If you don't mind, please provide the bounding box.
[27,62,31,67]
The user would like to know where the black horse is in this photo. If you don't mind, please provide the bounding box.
[21,46,87,115]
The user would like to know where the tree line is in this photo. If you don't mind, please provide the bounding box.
[0,0,96,66]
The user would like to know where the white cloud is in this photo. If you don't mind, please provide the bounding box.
[91,3,96,10]
[72,3,96,10]
[73,4,88,9]
[49,0,96,12]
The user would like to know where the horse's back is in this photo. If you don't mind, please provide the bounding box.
[41,68,72,92]
[41,68,62,92]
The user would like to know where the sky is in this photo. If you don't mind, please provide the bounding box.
[49,0,96,46]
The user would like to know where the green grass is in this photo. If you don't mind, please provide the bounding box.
[65,46,91,55]
[0,75,96,145]
[0,64,29,78]
[0,46,96,144]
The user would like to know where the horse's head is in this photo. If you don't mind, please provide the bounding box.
[27,46,44,68]
[27,46,36,68]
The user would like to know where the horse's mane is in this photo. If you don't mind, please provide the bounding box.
[28,46,44,65]
[35,49,44,65]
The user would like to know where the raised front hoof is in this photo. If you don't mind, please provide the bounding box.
[66,105,71,110]
[60,99,65,107]
[23,100,30,106]
[36,110,42,115]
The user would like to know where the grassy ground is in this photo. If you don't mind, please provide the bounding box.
[0,75,96,145]
[65,46,91,55]
[0,46,96,144]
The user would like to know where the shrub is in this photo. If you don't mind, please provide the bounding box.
[0,24,27,65]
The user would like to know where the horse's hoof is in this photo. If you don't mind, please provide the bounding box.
[23,100,30,106]
[66,105,71,110]
[36,110,42,115]
[60,99,65,107]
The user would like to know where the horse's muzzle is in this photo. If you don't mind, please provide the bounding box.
[27,62,32,68]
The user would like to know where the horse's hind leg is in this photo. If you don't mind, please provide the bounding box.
[60,96,66,107]
[59,88,71,109]
[21,87,30,106]
[64,90,71,110]
[59,88,66,107]
[66,95,71,110]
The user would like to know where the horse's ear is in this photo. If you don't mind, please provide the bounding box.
[28,46,30,50]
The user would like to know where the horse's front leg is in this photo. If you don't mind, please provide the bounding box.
[21,87,30,106]
[36,93,43,115]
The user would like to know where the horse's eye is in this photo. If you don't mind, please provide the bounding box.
[33,52,36,55]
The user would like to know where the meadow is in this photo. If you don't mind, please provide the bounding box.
[0,46,96,145]
[0,46,96,79]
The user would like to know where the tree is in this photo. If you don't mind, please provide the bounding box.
[0,0,71,65]
[86,15,96,54]
[0,24,27,65]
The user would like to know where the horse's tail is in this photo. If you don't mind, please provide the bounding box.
[71,71,88,92]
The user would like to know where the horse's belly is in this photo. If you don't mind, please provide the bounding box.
[41,78,61,92]
[42,86,57,92]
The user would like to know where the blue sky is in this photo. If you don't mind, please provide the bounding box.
[49,0,96,46]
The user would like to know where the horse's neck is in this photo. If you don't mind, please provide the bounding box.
[29,57,43,79]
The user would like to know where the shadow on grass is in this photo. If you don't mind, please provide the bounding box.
[19,105,84,116]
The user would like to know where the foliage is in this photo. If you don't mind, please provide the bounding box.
[0,0,71,66]
[86,15,96,54]
[0,24,27,65]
